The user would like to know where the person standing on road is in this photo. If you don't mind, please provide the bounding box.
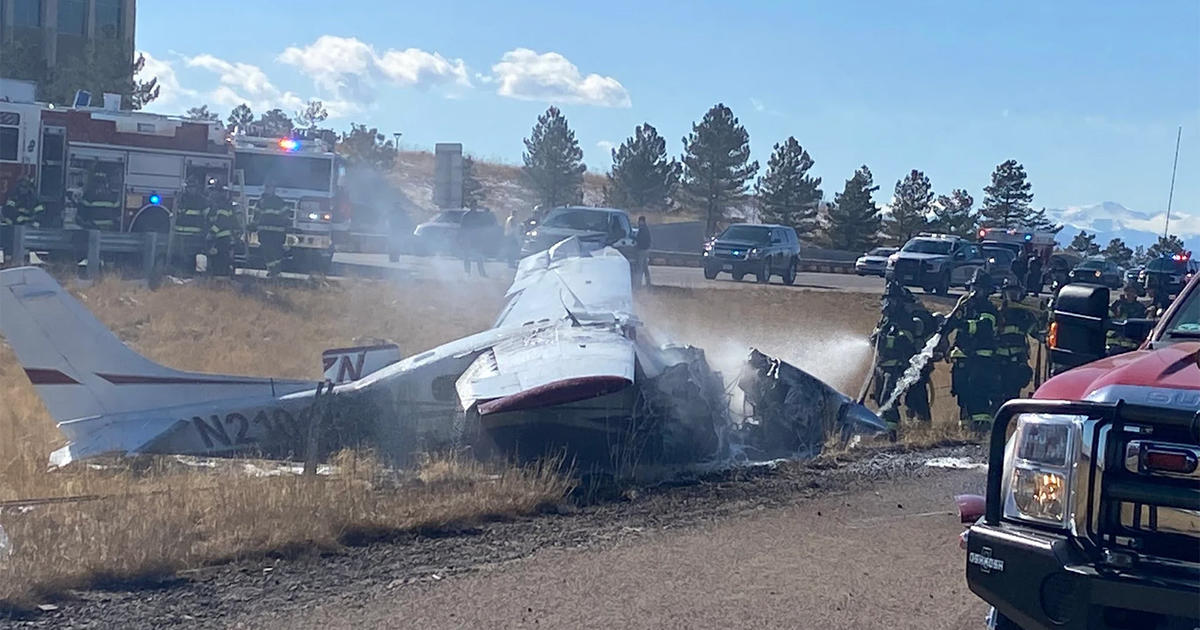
[459,207,487,277]
[174,176,210,269]
[1025,255,1043,296]
[255,182,289,277]
[1106,283,1148,355]
[504,209,521,268]
[205,184,239,277]
[634,216,652,287]
[948,270,1000,432]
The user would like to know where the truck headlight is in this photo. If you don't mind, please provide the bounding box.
[1002,414,1080,529]
[749,248,759,257]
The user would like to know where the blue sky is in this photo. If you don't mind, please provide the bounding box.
[137,0,1199,229]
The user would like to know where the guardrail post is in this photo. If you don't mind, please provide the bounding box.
[86,230,101,279]
[142,232,159,279]
[12,225,27,266]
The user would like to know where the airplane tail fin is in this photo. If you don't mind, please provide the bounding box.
[0,267,311,427]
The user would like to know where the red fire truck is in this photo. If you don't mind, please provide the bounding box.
[0,98,231,239]
[231,127,348,272]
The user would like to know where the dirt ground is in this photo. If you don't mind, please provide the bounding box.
[5,445,989,629]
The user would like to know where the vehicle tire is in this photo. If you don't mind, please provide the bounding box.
[733,272,745,282]
[703,265,719,280]
[782,259,797,285]
[934,272,951,295]
[756,261,770,284]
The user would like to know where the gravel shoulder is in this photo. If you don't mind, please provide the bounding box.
[5,444,988,629]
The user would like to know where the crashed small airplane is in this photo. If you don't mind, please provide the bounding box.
[0,238,885,471]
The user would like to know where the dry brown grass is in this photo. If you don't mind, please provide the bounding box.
[0,272,573,604]
[0,452,570,605]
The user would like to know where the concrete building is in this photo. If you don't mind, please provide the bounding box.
[0,0,136,68]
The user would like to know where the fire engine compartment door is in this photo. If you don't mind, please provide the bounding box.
[68,148,125,200]
[126,152,184,192]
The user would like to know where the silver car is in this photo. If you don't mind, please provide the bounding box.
[855,247,897,276]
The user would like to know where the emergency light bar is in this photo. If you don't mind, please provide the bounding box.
[278,138,300,152]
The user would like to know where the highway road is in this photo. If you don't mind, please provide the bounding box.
[333,252,890,294]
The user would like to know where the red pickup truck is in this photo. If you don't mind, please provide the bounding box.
[964,273,1199,630]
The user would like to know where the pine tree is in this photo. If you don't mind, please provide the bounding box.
[1102,238,1133,267]
[184,105,220,122]
[1132,245,1149,266]
[522,106,586,209]
[931,189,977,238]
[824,165,881,252]
[755,137,822,238]
[1026,206,1061,232]
[605,123,680,214]
[981,159,1034,228]
[680,103,759,236]
[462,156,486,208]
[257,109,295,137]
[1147,234,1186,258]
[1068,231,1100,256]
[887,169,933,244]
[337,124,397,170]
[227,104,254,130]
[295,100,328,130]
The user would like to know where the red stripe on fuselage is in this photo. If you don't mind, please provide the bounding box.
[477,376,631,416]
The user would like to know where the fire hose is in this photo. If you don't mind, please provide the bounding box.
[856,289,975,406]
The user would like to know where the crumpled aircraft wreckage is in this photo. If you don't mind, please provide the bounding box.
[0,238,885,472]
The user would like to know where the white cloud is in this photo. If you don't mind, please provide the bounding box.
[278,35,469,102]
[491,48,630,108]
[135,50,196,108]
[179,52,359,118]
[750,97,765,112]
[596,140,616,153]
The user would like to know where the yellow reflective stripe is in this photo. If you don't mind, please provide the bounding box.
[978,313,997,325]
[976,349,994,356]
[968,321,977,335]
[1001,325,1022,335]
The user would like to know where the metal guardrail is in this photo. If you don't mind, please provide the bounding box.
[7,226,162,279]
[647,250,857,274]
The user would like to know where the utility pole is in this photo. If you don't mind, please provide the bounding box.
[392,132,402,150]
[1164,125,1181,239]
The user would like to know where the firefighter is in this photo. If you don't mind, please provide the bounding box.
[175,176,209,239]
[870,281,933,438]
[255,181,289,277]
[2,177,42,255]
[205,184,240,277]
[948,270,1000,432]
[995,281,1039,402]
[77,173,121,231]
[6,177,44,228]
[1106,282,1148,355]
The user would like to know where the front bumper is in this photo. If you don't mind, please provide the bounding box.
[967,522,1199,630]
[703,255,764,275]
[855,261,886,276]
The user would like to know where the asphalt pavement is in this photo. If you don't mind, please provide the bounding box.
[332,252,889,294]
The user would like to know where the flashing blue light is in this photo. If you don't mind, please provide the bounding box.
[149,194,162,205]
[1023,233,1032,242]
[279,138,300,151]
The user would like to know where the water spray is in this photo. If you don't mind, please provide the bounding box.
[875,291,973,417]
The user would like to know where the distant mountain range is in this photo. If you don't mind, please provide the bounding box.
[1044,202,1197,249]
